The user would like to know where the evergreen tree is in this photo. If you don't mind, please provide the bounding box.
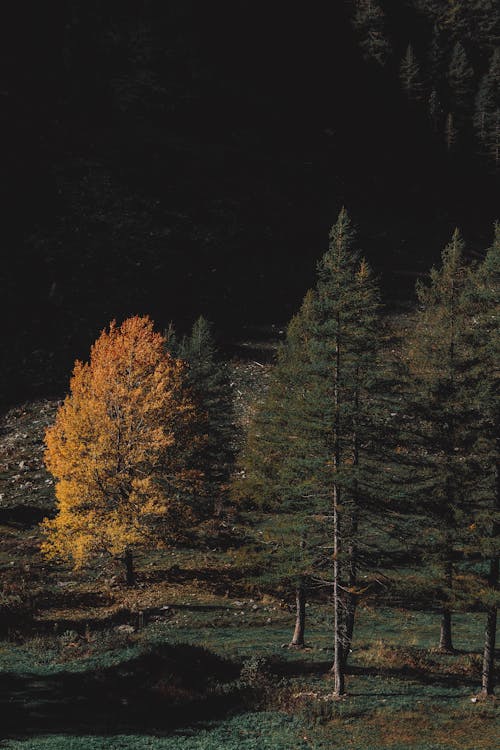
[238,209,385,695]
[178,317,235,517]
[429,88,444,133]
[352,0,391,66]
[405,231,477,652]
[236,290,319,648]
[465,225,500,695]
[445,111,458,151]
[428,22,448,82]
[474,49,500,169]
[447,42,475,119]
[400,44,425,102]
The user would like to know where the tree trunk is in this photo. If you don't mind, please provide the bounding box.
[331,315,345,696]
[343,382,359,672]
[481,556,499,696]
[289,583,306,648]
[332,482,345,696]
[124,549,135,586]
[439,549,454,652]
[342,532,358,670]
[439,608,454,652]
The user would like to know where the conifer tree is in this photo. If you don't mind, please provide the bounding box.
[400,44,425,102]
[474,49,500,169]
[238,209,384,695]
[448,42,475,119]
[429,88,444,133]
[352,0,391,66]
[465,225,499,695]
[177,317,235,517]
[405,231,477,652]
[445,111,458,151]
[428,22,447,82]
[236,290,318,648]
[42,316,203,584]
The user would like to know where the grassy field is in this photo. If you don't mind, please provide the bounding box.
[0,371,498,749]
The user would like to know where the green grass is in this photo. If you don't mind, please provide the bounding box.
[1,606,497,749]
[1,713,306,750]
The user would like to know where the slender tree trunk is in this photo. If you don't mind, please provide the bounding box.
[331,314,345,696]
[124,549,135,586]
[289,583,306,648]
[343,375,360,670]
[332,481,345,695]
[439,553,454,652]
[342,524,358,670]
[481,556,499,696]
[439,609,454,652]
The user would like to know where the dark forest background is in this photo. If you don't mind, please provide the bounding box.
[1,0,498,404]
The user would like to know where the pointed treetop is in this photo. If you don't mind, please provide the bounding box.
[323,207,358,268]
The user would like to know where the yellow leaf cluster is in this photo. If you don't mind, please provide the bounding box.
[42,316,203,567]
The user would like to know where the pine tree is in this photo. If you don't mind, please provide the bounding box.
[448,42,475,119]
[400,44,425,102]
[177,317,235,518]
[429,88,444,133]
[474,49,500,169]
[352,0,391,66]
[465,225,500,695]
[236,290,319,648]
[405,231,477,652]
[428,22,448,82]
[42,316,203,584]
[445,111,458,151]
[238,209,384,695]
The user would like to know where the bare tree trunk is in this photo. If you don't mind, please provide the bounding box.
[342,528,358,670]
[332,481,345,696]
[439,555,454,652]
[343,374,359,671]
[289,583,306,648]
[124,549,135,586]
[439,609,454,652]
[481,556,499,696]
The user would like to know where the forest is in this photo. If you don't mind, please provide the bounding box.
[0,2,499,749]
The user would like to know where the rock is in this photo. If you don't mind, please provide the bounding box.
[252,604,258,611]
[115,624,135,634]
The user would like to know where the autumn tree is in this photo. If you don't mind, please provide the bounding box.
[42,316,204,584]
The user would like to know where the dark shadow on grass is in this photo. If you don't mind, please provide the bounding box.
[0,643,245,739]
[269,657,481,691]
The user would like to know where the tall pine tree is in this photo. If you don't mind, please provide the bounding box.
[405,230,477,652]
[178,317,235,518]
[238,209,385,695]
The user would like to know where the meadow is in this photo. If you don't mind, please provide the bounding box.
[0,366,498,749]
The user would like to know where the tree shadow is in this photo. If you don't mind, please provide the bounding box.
[268,656,482,691]
[0,643,244,739]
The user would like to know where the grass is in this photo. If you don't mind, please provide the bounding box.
[0,388,498,749]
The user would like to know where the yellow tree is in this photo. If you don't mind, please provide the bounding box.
[42,315,204,584]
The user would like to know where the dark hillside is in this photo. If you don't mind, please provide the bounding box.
[1,1,498,403]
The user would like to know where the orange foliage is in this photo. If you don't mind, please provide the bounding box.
[42,316,204,567]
